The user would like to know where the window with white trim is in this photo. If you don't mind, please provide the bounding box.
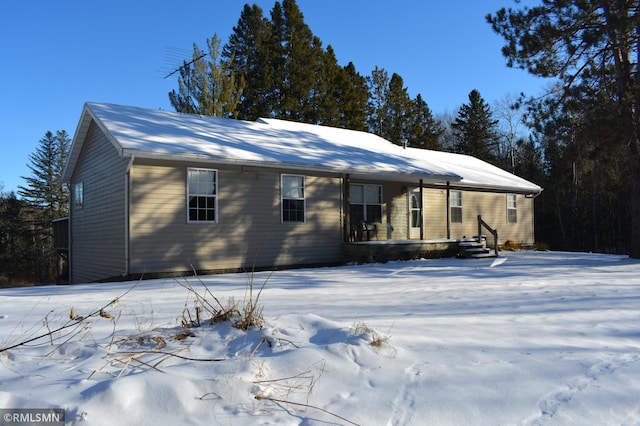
[281,174,305,223]
[349,184,382,223]
[187,168,217,223]
[507,193,517,224]
[450,190,463,223]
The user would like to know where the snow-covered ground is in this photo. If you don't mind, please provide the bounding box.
[1,251,639,426]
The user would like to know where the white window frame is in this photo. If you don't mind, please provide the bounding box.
[507,193,517,224]
[73,182,84,208]
[187,168,218,223]
[450,190,463,224]
[349,183,383,223]
[281,174,306,223]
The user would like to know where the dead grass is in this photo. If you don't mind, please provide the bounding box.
[502,240,523,251]
[352,321,396,357]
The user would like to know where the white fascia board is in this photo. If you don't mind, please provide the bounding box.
[448,180,543,195]
[123,149,461,184]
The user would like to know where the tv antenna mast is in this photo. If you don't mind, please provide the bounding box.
[163,52,207,79]
[162,47,207,112]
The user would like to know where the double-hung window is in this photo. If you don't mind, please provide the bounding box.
[281,174,305,223]
[507,194,517,224]
[187,168,217,223]
[350,184,382,223]
[450,190,463,223]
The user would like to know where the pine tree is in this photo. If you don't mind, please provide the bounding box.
[223,4,273,120]
[18,130,70,219]
[318,60,368,131]
[384,73,411,144]
[314,45,344,126]
[272,0,324,122]
[169,34,245,118]
[451,89,500,164]
[339,62,369,131]
[14,130,70,283]
[407,94,443,150]
[366,66,390,137]
[0,192,33,283]
[488,1,640,257]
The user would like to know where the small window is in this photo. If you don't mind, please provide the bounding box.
[450,190,462,223]
[282,174,305,223]
[73,182,84,208]
[349,184,382,223]
[507,194,517,224]
[187,168,217,223]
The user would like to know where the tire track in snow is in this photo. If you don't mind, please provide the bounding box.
[521,353,640,425]
[387,361,425,426]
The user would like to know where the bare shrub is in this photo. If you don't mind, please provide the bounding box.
[352,321,396,357]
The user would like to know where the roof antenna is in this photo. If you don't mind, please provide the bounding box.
[163,53,207,79]
[162,47,207,113]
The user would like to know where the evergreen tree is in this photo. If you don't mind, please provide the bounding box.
[339,62,369,131]
[12,130,70,283]
[0,192,33,284]
[528,82,631,253]
[222,4,273,120]
[407,94,443,150]
[271,0,325,122]
[315,46,346,127]
[384,73,411,144]
[169,34,245,118]
[451,89,500,164]
[488,1,640,257]
[366,66,390,137]
[18,130,70,219]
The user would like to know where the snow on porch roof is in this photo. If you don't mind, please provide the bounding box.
[64,102,541,194]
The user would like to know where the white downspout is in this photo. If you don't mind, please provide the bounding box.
[67,184,72,284]
[123,155,134,277]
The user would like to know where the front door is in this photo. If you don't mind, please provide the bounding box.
[409,189,422,239]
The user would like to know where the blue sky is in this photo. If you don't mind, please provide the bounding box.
[0,0,546,193]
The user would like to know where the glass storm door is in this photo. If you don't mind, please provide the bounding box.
[409,189,422,239]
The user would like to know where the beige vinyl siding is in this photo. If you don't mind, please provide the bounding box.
[129,160,343,274]
[386,182,406,240]
[504,194,534,244]
[448,191,534,244]
[422,188,449,239]
[388,186,448,240]
[387,186,535,244]
[70,122,129,283]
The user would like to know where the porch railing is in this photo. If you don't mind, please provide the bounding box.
[477,215,499,256]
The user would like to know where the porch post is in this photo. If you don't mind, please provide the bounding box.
[446,181,451,239]
[343,174,351,242]
[419,179,424,240]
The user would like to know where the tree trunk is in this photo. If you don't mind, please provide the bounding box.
[601,2,640,257]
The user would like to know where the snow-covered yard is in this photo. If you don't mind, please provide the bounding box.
[1,251,639,425]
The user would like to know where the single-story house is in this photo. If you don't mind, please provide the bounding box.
[61,102,542,283]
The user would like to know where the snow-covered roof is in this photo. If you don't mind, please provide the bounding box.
[64,102,542,194]
[406,147,542,194]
